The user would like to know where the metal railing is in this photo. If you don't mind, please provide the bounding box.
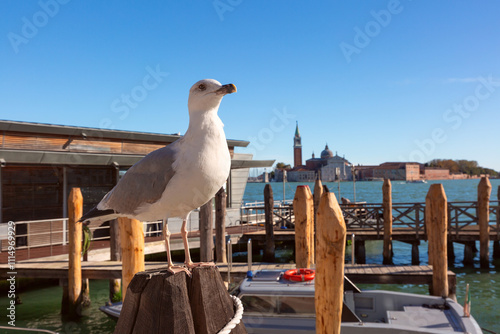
[0,218,162,260]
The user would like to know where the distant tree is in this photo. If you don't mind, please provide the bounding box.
[427,159,498,177]
[275,162,291,170]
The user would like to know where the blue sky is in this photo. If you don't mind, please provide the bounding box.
[2,1,500,172]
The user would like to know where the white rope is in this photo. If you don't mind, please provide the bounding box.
[218,295,244,334]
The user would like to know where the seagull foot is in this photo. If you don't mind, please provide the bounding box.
[167,265,192,277]
[185,261,216,269]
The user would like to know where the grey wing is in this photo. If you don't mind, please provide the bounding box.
[99,143,178,215]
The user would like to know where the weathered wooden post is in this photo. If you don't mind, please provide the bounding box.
[477,177,492,268]
[382,179,393,265]
[68,188,83,316]
[316,192,346,334]
[494,185,500,260]
[293,185,314,268]
[263,184,275,262]
[114,267,247,334]
[109,219,121,302]
[118,217,145,301]
[215,188,227,264]
[313,178,323,263]
[199,200,214,262]
[426,184,448,297]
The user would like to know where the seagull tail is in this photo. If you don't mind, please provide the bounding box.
[78,206,117,223]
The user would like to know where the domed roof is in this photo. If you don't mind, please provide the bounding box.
[320,144,334,159]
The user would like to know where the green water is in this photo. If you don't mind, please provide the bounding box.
[0,179,499,333]
[0,280,116,333]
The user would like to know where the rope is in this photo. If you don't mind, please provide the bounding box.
[218,295,244,334]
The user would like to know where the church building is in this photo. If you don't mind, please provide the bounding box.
[286,122,353,182]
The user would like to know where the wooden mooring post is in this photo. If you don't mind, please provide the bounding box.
[263,184,275,262]
[425,184,448,298]
[109,219,121,302]
[118,217,145,301]
[477,177,492,268]
[293,185,314,268]
[382,179,393,265]
[215,187,227,264]
[313,178,323,259]
[200,200,214,262]
[316,191,346,334]
[67,187,83,317]
[494,185,500,260]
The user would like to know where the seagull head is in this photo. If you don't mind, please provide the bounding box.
[188,79,237,113]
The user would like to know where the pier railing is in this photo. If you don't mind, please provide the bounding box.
[240,199,500,240]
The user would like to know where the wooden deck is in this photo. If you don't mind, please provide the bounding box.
[0,261,456,296]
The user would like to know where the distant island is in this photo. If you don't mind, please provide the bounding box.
[248,159,498,183]
[248,125,498,183]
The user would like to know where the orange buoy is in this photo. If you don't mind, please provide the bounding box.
[283,269,315,282]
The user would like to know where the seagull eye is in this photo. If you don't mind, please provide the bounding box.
[198,84,206,91]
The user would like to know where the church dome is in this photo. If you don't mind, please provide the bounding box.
[320,144,334,159]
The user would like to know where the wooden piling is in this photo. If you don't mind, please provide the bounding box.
[109,219,121,302]
[382,179,393,265]
[411,241,420,265]
[293,185,314,268]
[315,192,346,334]
[68,187,83,316]
[425,184,448,297]
[215,187,227,264]
[477,177,492,268]
[118,217,145,301]
[313,178,323,262]
[495,185,500,260]
[263,184,275,262]
[463,241,475,265]
[199,199,214,262]
[354,240,366,264]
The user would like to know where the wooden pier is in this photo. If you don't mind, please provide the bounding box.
[0,261,456,297]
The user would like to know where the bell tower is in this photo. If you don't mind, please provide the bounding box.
[293,121,302,168]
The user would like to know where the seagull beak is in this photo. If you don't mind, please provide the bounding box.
[216,83,237,95]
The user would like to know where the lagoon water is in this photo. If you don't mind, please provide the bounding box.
[1,179,498,333]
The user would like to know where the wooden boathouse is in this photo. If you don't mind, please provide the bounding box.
[0,120,273,238]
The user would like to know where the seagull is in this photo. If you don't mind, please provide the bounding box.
[79,79,236,274]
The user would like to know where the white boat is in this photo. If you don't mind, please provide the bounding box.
[100,269,483,333]
[406,179,427,183]
[234,269,483,334]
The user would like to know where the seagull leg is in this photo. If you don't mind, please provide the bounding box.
[163,219,191,276]
[182,218,215,269]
